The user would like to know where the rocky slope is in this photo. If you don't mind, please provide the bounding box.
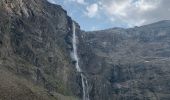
[0,0,82,100]
[78,20,170,100]
[1,0,170,100]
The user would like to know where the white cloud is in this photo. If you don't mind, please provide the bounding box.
[85,3,99,18]
[103,0,130,17]
[133,0,158,11]
[68,0,86,5]
[77,0,86,4]
[48,0,170,29]
[98,0,162,27]
[47,0,57,4]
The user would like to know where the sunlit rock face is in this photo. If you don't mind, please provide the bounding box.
[78,20,170,100]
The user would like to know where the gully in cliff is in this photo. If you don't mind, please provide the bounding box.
[72,22,90,100]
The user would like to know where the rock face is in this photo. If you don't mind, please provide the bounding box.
[0,0,82,100]
[1,0,170,100]
[78,20,170,100]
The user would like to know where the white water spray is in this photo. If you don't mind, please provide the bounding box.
[72,22,90,100]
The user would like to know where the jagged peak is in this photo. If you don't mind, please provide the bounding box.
[0,0,69,18]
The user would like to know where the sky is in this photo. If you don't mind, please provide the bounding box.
[47,0,170,31]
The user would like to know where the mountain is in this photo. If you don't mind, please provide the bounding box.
[0,0,81,100]
[78,20,170,100]
[1,0,170,100]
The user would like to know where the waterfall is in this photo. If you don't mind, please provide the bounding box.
[72,22,90,100]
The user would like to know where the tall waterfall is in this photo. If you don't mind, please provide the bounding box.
[72,22,90,100]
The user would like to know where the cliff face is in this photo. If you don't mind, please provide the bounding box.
[78,20,170,100]
[1,0,170,100]
[0,0,82,100]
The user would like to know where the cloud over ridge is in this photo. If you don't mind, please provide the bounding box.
[48,0,170,30]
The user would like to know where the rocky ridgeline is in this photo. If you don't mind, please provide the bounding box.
[1,0,170,100]
[78,20,170,100]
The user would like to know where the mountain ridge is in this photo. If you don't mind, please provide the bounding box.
[1,0,170,100]
[85,20,170,33]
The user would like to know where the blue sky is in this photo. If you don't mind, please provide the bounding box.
[48,0,170,31]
